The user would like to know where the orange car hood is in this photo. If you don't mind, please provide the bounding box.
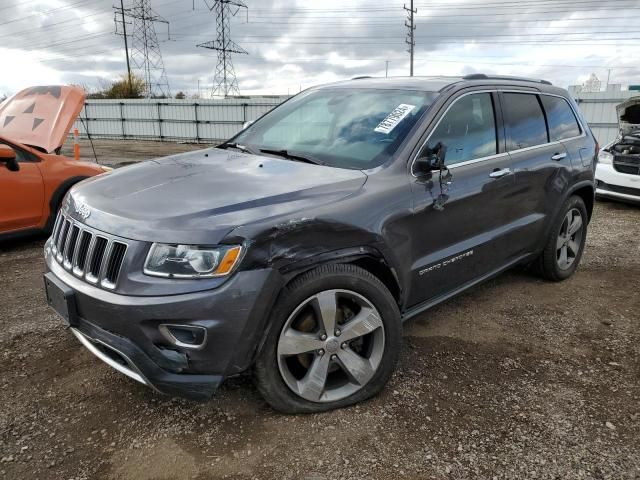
[0,85,84,154]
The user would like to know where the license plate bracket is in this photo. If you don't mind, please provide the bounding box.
[44,272,78,326]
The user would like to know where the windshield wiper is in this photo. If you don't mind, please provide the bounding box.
[259,148,324,165]
[218,142,252,153]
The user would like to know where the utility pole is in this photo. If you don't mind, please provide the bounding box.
[197,0,248,98]
[404,1,416,76]
[385,60,390,77]
[115,0,133,96]
[114,0,171,98]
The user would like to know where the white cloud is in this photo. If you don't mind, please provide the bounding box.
[0,0,638,96]
[0,48,62,95]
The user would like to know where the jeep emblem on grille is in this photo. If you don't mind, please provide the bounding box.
[75,202,91,220]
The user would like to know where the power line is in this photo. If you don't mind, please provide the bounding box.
[0,0,104,27]
[246,0,638,13]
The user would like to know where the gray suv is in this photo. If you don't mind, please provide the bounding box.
[43,74,597,413]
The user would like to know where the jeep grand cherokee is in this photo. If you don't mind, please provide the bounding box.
[43,74,597,413]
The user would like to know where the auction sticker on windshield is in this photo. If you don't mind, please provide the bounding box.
[374,104,416,134]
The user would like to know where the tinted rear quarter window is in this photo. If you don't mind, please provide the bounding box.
[540,95,581,141]
[503,93,548,150]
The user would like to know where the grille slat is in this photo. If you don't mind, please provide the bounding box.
[49,212,128,289]
[613,154,640,176]
[56,220,71,257]
[63,225,80,267]
[74,231,92,274]
[87,237,108,281]
[103,242,127,287]
[51,214,64,252]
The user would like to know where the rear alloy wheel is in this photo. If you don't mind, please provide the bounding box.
[534,195,588,281]
[556,208,583,270]
[255,264,401,413]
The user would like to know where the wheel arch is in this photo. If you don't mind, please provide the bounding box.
[279,246,403,307]
[44,175,89,232]
[535,180,594,260]
[247,246,403,370]
[569,182,595,222]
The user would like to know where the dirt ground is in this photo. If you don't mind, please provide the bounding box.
[60,138,212,166]
[0,142,639,479]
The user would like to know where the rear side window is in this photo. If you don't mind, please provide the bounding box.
[540,95,581,141]
[503,93,548,150]
[424,92,497,166]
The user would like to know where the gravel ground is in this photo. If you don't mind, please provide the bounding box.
[0,180,639,478]
[60,138,212,166]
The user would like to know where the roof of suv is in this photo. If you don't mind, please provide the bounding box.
[317,74,565,96]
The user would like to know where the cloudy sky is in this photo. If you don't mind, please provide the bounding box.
[1,0,639,97]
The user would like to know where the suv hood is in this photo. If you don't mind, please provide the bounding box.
[67,148,367,244]
[0,85,84,153]
[616,96,640,136]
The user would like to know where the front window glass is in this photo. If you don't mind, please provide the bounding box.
[422,92,497,166]
[231,88,437,169]
[503,93,548,150]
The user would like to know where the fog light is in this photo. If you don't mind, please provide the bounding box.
[159,324,207,350]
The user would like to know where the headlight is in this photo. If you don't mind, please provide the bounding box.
[597,149,613,164]
[144,244,242,278]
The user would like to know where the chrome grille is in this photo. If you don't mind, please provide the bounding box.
[50,212,128,289]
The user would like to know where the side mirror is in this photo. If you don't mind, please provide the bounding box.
[414,142,447,176]
[0,145,19,172]
[242,120,254,130]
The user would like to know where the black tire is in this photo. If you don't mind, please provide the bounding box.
[534,195,588,281]
[254,264,401,414]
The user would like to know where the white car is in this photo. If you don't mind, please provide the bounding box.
[596,97,640,203]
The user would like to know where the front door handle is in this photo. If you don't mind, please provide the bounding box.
[489,168,511,178]
[551,152,567,161]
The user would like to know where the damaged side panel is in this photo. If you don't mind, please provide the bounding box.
[225,172,417,311]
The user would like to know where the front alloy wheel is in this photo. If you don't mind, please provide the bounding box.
[255,264,401,413]
[277,289,385,403]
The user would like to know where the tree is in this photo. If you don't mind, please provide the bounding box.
[175,91,186,99]
[87,74,146,99]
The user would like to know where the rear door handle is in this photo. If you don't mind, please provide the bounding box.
[489,168,511,178]
[551,152,567,161]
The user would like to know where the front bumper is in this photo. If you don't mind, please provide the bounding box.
[69,321,224,400]
[44,239,281,400]
[595,163,640,202]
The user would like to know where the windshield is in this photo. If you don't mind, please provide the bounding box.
[230,88,437,169]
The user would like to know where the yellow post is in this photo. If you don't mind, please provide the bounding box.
[73,128,80,161]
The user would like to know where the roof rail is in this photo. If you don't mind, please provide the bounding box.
[463,73,552,86]
[351,76,372,80]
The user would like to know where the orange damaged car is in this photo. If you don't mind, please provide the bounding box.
[0,85,109,239]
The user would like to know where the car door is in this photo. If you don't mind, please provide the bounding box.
[500,91,574,256]
[406,91,520,308]
[539,93,589,170]
[0,143,44,233]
